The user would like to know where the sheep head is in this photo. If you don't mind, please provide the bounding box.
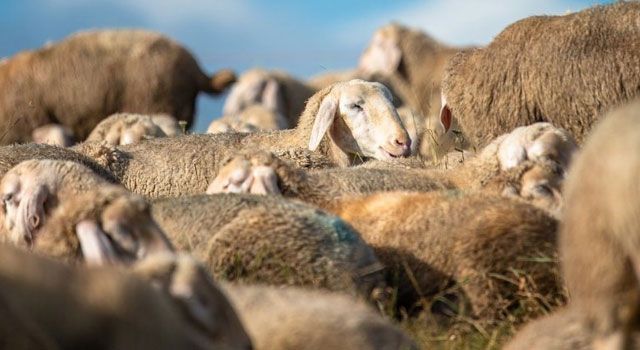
[102,114,167,146]
[0,160,172,263]
[31,124,75,147]
[223,69,286,119]
[207,117,260,134]
[131,253,253,350]
[308,79,412,160]
[207,151,280,195]
[358,24,402,76]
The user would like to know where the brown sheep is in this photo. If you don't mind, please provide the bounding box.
[0,244,251,350]
[441,2,640,147]
[151,193,385,299]
[73,79,412,198]
[86,113,181,146]
[0,160,172,264]
[329,191,561,322]
[0,29,236,145]
[223,68,316,128]
[222,282,418,350]
[208,123,575,217]
[31,124,75,147]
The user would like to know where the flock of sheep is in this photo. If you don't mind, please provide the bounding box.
[1,2,640,349]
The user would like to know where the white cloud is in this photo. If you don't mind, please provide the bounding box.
[340,0,584,46]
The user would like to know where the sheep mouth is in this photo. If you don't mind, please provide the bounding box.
[378,146,405,159]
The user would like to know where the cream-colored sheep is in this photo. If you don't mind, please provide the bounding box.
[0,160,172,263]
[223,68,316,128]
[73,79,412,198]
[208,104,289,133]
[86,113,182,146]
[222,282,418,350]
[31,124,75,147]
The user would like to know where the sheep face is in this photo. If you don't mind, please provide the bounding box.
[132,253,253,350]
[207,152,280,195]
[310,80,412,160]
[105,118,166,146]
[0,169,56,248]
[358,24,402,76]
[207,118,260,134]
[31,124,75,147]
[223,69,285,118]
[75,192,174,264]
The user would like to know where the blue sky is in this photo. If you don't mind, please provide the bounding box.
[1,0,612,132]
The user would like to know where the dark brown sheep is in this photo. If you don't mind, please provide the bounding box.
[0,29,235,144]
[441,2,640,146]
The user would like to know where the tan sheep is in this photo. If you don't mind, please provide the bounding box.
[31,124,76,147]
[0,244,251,350]
[441,2,640,146]
[151,193,385,299]
[0,160,172,264]
[325,191,561,321]
[223,68,316,128]
[208,123,575,217]
[86,113,182,145]
[73,79,412,198]
[207,103,288,134]
[0,143,118,183]
[222,282,418,350]
[0,29,235,145]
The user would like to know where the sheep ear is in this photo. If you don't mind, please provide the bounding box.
[439,103,452,132]
[76,220,118,266]
[262,79,286,116]
[309,96,338,151]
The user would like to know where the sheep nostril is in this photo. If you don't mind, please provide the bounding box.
[28,215,40,230]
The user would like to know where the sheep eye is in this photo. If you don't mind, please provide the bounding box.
[532,184,552,197]
[349,103,363,111]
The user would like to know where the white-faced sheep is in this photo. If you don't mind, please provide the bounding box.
[509,100,640,349]
[0,160,172,264]
[208,104,289,133]
[222,282,418,350]
[0,244,251,350]
[85,113,181,146]
[441,2,640,146]
[73,79,412,198]
[208,123,576,217]
[31,124,75,147]
[0,29,235,145]
[223,68,316,128]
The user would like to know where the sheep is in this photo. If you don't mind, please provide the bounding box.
[221,282,418,350]
[0,29,236,145]
[150,193,385,299]
[359,23,471,153]
[223,68,316,128]
[440,2,640,147]
[0,142,118,182]
[207,123,575,217]
[73,79,412,198]
[0,160,173,264]
[329,191,561,322]
[86,113,181,146]
[31,124,76,147]
[207,104,287,133]
[0,244,251,350]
